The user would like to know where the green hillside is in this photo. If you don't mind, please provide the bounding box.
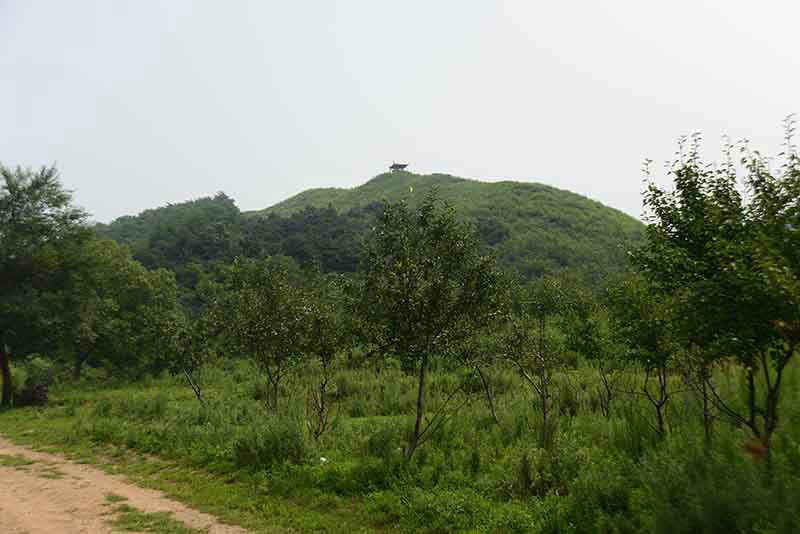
[97,171,644,286]
[251,171,645,279]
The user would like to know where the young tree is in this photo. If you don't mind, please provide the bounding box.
[358,192,507,459]
[208,257,307,411]
[560,280,620,418]
[635,121,800,454]
[454,328,508,424]
[302,273,352,440]
[0,165,89,406]
[163,313,210,410]
[609,275,678,437]
[505,276,569,445]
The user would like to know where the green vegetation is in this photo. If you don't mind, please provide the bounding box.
[1,164,91,405]
[108,503,205,534]
[0,453,34,467]
[3,357,799,534]
[37,463,67,479]
[0,164,181,406]
[2,120,799,533]
[256,172,644,280]
[357,194,508,458]
[97,172,644,294]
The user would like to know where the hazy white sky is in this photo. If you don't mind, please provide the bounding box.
[1,1,798,222]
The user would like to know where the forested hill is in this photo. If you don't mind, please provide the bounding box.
[97,172,644,286]
[254,172,645,279]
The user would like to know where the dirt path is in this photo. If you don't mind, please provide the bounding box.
[0,436,249,534]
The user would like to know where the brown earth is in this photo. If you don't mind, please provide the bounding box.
[0,436,248,534]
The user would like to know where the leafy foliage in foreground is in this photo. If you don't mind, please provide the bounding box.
[634,129,800,454]
[0,164,91,405]
[358,194,508,458]
[0,165,181,405]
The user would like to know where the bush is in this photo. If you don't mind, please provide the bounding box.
[364,424,403,461]
[316,459,405,496]
[11,356,54,406]
[91,392,168,421]
[630,439,800,534]
[123,392,168,420]
[24,356,53,386]
[542,453,636,534]
[9,364,28,403]
[233,416,307,470]
[367,487,492,534]
[348,397,368,418]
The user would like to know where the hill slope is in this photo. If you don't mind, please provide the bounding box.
[97,172,644,285]
[251,172,644,279]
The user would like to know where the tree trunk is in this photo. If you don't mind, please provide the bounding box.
[263,364,281,411]
[182,368,206,409]
[657,366,668,436]
[73,353,87,381]
[599,368,613,418]
[643,365,669,437]
[0,345,11,407]
[701,372,713,447]
[475,366,499,424]
[541,368,550,432]
[407,353,429,459]
[758,348,794,472]
[308,359,332,441]
[655,400,666,436]
[271,378,279,412]
[747,366,758,435]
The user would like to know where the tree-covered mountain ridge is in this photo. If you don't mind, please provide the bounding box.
[251,171,645,278]
[98,171,644,282]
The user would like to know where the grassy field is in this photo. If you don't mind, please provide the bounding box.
[2,359,800,534]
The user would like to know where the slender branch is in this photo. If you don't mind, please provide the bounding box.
[703,375,753,431]
[417,384,467,444]
[417,393,475,449]
[772,342,796,395]
[643,367,658,407]
[760,351,773,394]
[510,357,544,398]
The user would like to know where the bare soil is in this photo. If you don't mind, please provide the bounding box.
[0,436,248,534]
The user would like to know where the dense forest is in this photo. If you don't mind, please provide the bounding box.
[2,124,800,534]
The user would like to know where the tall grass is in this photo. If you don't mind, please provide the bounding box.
[21,357,800,534]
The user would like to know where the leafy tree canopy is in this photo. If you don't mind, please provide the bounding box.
[0,165,90,404]
[357,192,509,457]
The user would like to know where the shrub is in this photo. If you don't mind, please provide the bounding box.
[233,416,307,470]
[11,356,54,406]
[123,392,168,420]
[316,459,404,496]
[367,487,493,534]
[9,364,28,404]
[334,371,361,399]
[365,424,402,461]
[630,439,800,534]
[555,378,580,417]
[348,397,368,418]
[93,397,115,417]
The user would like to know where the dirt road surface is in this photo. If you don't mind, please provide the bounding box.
[0,436,248,534]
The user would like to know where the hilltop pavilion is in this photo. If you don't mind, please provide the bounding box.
[389,162,409,172]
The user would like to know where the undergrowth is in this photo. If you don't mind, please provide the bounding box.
[2,359,799,534]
